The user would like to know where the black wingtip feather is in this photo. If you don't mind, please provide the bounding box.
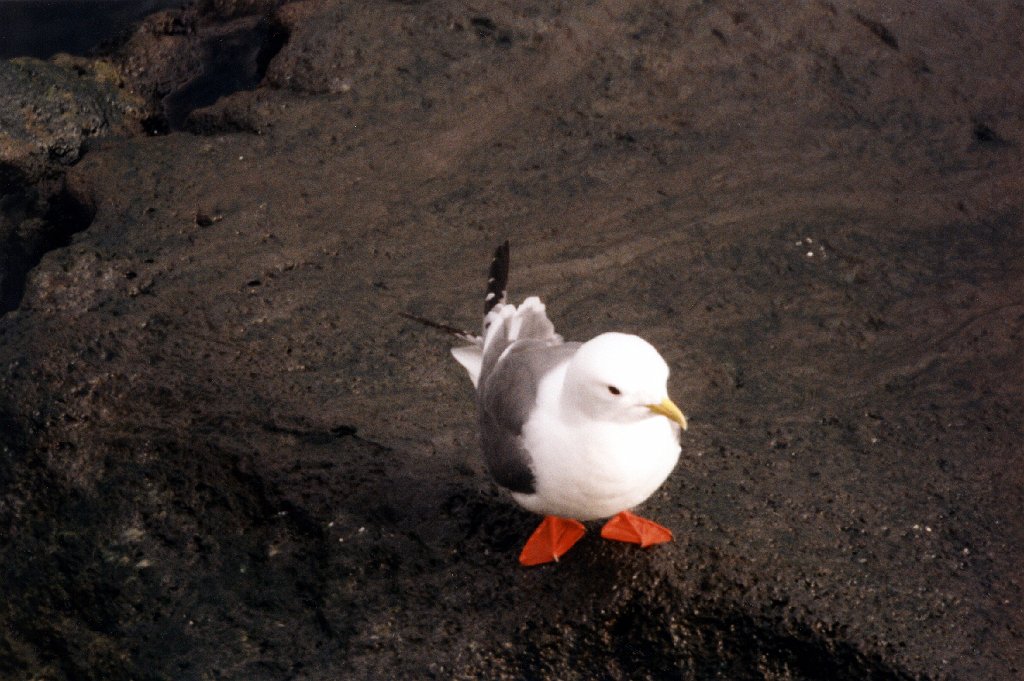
[484,239,510,316]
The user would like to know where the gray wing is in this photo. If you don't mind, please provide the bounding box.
[477,340,581,494]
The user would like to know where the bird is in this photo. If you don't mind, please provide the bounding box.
[448,241,688,566]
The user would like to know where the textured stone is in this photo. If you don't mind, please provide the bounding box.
[0,2,1021,680]
[0,56,144,183]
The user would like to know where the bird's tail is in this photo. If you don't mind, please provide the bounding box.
[449,240,510,387]
[420,241,559,389]
[399,240,510,341]
[484,239,509,317]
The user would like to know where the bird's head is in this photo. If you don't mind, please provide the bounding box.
[563,332,687,429]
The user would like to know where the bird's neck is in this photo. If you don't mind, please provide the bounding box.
[558,366,604,426]
[548,364,586,425]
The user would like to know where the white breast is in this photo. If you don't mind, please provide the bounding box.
[512,368,681,520]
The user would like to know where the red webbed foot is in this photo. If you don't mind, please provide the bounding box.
[519,516,586,566]
[600,511,673,548]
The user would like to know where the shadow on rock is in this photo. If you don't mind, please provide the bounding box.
[0,169,95,314]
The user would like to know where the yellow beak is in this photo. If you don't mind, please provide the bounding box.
[647,397,688,430]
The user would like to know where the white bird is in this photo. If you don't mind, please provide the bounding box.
[450,242,687,566]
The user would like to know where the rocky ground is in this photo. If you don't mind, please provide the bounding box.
[1,1,1022,679]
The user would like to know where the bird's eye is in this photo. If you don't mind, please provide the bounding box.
[608,386,621,395]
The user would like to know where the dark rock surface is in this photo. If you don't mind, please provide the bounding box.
[0,55,138,313]
[0,57,144,179]
[1,1,1022,679]
[0,1,286,313]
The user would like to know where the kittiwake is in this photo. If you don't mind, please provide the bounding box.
[450,241,688,566]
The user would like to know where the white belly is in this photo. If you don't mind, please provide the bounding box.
[512,413,681,521]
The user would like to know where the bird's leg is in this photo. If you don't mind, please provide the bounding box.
[519,516,586,566]
[600,511,673,548]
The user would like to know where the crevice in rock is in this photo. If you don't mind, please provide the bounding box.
[157,14,291,133]
[0,170,96,315]
[853,13,900,52]
[255,14,290,80]
[259,420,358,445]
[971,120,1009,148]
